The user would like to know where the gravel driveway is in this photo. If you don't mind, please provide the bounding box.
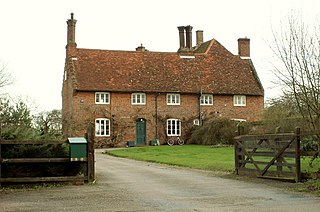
[1,149,320,211]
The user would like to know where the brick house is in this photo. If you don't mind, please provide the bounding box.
[62,14,264,147]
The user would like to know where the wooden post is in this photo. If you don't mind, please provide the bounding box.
[295,127,301,182]
[235,137,239,175]
[0,142,2,187]
[235,125,244,175]
[275,140,283,177]
[85,124,95,183]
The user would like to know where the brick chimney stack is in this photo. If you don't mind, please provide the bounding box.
[178,26,186,50]
[67,13,77,47]
[196,30,203,46]
[238,37,250,58]
[185,25,193,49]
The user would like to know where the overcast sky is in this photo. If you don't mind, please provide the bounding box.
[0,0,319,112]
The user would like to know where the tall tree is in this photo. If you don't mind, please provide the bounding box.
[0,98,34,140]
[34,109,62,139]
[271,12,320,132]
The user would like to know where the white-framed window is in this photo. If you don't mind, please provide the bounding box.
[95,92,110,104]
[193,119,200,126]
[233,95,246,106]
[200,94,213,105]
[167,119,181,136]
[167,93,180,105]
[131,93,146,105]
[95,118,110,136]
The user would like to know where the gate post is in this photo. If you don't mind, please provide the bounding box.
[85,123,95,183]
[295,127,301,182]
[235,125,244,175]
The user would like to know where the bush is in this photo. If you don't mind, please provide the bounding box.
[189,118,238,145]
[1,144,83,178]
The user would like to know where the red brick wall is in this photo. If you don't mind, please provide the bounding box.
[63,90,263,147]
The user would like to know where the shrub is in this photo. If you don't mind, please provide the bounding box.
[1,144,83,178]
[189,118,238,145]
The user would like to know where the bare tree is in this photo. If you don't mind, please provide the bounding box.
[0,63,13,90]
[271,12,320,132]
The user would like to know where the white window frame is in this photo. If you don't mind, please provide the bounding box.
[200,94,213,105]
[131,93,146,105]
[95,118,110,137]
[233,95,246,106]
[167,119,181,136]
[167,93,180,105]
[95,92,110,104]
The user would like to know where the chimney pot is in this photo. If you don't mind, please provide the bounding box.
[136,43,147,52]
[238,38,250,58]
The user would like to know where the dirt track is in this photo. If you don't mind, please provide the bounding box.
[1,149,320,211]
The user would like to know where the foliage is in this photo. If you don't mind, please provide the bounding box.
[0,98,36,140]
[1,143,82,178]
[0,97,63,140]
[0,97,79,179]
[301,136,319,152]
[271,11,320,134]
[34,109,62,140]
[262,95,309,133]
[188,117,239,145]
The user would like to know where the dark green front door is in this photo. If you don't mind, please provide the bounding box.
[136,118,146,145]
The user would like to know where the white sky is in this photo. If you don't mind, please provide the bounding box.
[0,0,319,112]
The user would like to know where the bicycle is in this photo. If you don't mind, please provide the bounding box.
[167,136,184,146]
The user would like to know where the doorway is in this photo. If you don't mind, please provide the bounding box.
[136,118,146,145]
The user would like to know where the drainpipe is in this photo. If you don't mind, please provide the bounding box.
[199,70,203,126]
[199,87,203,126]
[155,93,160,139]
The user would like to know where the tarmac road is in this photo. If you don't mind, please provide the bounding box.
[1,149,320,211]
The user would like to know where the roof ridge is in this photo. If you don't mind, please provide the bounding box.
[77,47,180,55]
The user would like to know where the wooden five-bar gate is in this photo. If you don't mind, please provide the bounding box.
[234,128,305,182]
[0,126,95,186]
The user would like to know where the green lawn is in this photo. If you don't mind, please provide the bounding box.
[104,145,320,173]
[105,145,235,172]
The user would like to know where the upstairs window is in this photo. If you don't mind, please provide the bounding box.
[233,95,246,106]
[132,93,146,105]
[167,119,181,136]
[95,118,110,136]
[167,94,180,105]
[200,94,213,105]
[95,92,110,104]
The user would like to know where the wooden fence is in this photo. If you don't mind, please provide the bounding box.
[0,125,95,186]
[234,127,319,182]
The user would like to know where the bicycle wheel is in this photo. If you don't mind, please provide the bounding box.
[167,138,174,146]
[177,137,184,145]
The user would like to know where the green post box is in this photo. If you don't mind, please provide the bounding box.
[68,137,87,161]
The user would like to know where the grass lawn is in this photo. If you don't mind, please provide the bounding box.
[105,145,235,172]
[104,145,320,173]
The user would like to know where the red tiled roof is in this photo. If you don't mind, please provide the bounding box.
[71,39,264,96]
